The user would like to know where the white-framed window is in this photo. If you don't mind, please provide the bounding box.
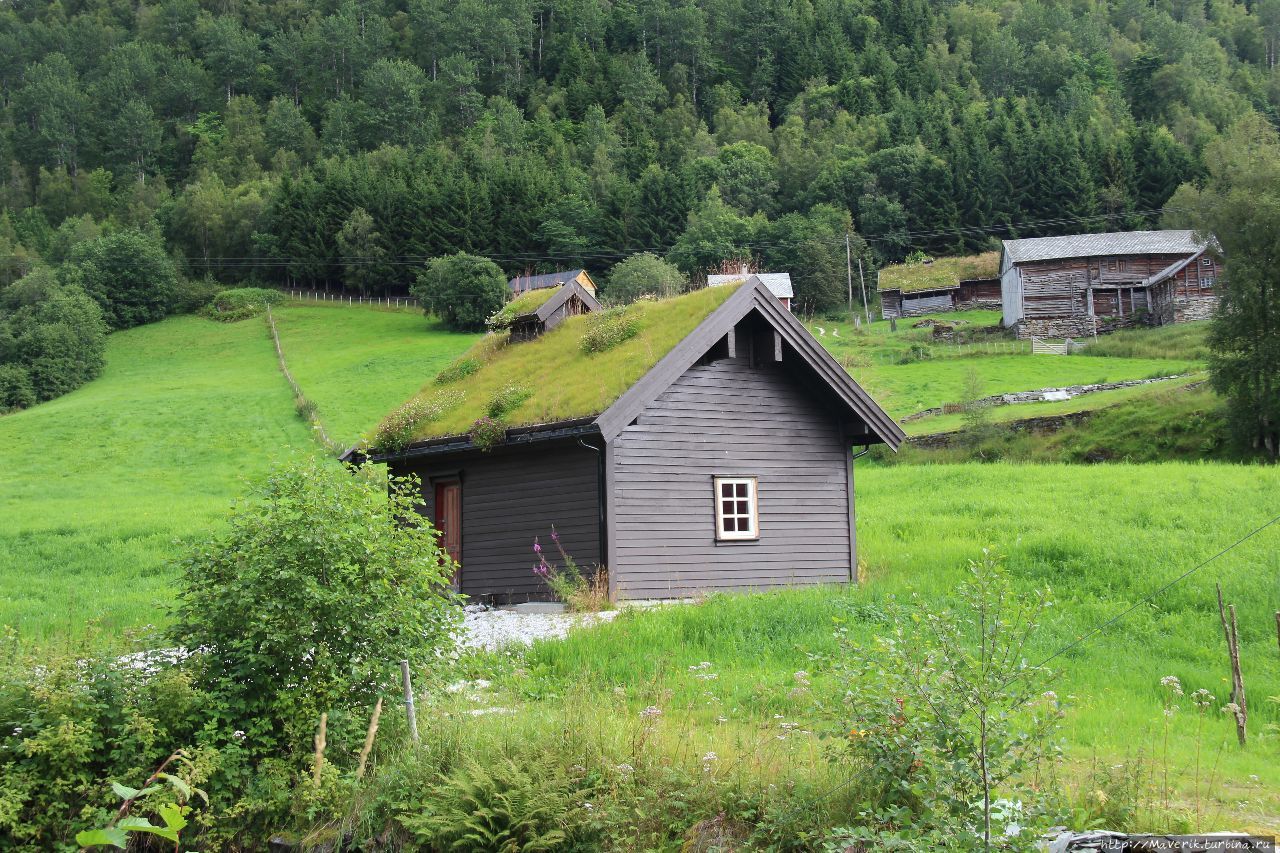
[714,476,758,541]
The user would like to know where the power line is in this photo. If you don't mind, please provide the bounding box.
[0,205,1195,269]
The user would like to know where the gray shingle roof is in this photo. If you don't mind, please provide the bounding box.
[1002,230,1208,264]
[707,272,794,299]
[509,269,587,294]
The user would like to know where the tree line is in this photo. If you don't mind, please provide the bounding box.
[2,0,1274,307]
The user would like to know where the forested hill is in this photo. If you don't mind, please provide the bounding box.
[1,0,1275,310]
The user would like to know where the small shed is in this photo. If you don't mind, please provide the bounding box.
[878,252,1001,319]
[350,277,903,603]
[492,281,602,342]
[508,269,598,297]
[708,271,794,311]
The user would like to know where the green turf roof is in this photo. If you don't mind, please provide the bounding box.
[374,283,742,447]
[878,251,1000,293]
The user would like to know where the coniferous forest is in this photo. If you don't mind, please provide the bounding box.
[1,0,1278,318]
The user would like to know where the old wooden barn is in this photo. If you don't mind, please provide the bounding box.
[878,253,1001,319]
[507,268,598,297]
[999,230,1220,338]
[351,277,903,603]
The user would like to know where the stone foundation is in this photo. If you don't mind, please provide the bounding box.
[954,298,1003,311]
[1173,295,1217,322]
[1013,317,1099,339]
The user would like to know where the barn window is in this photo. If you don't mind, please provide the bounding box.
[1200,276,1216,289]
[714,477,758,541]
[1201,257,1213,267]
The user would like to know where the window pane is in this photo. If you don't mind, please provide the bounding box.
[723,516,736,532]
[736,500,749,514]
[735,483,748,498]
[722,500,735,515]
[720,483,733,498]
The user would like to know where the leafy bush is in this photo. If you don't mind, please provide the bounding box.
[203,287,285,322]
[580,307,639,354]
[0,636,214,848]
[373,389,465,451]
[0,364,36,412]
[0,267,107,410]
[169,458,461,759]
[605,252,686,303]
[827,551,1064,848]
[170,277,224,315]
[63,229,178,329]
[435,356,481,384]
[486,382,532,418]
[412,252,508,331]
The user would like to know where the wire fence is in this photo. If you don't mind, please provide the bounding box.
[283,289,421,309]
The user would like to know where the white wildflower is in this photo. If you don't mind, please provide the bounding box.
[1159,675,1183,696]
[615,763,634,774]
[232,730,246,742]
[702,752,718,762]
[640,705,662,719]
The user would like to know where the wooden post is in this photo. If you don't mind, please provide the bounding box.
[400,660,419,743]
[1227,604,1247,746]
[1275,612,1279,660]
[312,712,327,785]
[356,697,384,779]
[857,257,871,327]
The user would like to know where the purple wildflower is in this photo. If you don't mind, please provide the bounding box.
[550,527,560,544]
[533,536,542,555]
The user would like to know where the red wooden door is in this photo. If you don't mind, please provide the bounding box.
[434,481,462,585]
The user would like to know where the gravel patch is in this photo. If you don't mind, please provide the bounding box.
[458,605,619,651]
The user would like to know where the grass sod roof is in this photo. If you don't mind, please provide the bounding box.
[487,286,561,328]
[375,283,742,448]
[878,251,1000,293]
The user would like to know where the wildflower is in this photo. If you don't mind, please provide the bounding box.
[716,716,728,723]
[232,730,246,742]
[613,686,626,698]
[1222,702,1242,716]
[1159,675,1183,696]
[550,528,559,544]
[849,728,866,740]
[583,802,593,811]
[702,751,718,762]
[615,763,634,774]
[533,537,542,555]
[1042,691,1057,702]
[11,726,22,736]
[1163,708,1177,719]
[794,670,810,682]
[640,705,662,719]
[780,722,798,730]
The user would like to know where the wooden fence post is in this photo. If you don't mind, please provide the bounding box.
[400,660,419,743]
[356,697,383,780]
[312,712,327,785]
[1228,604,1247,745]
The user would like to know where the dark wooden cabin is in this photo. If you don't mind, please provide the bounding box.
[507,268,598,297]
[999,230,1221,338]
[507,281,601,342]
[351,277,903,603]
[878,252,1001,319]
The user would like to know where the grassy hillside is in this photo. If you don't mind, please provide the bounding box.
[269,304,480,445]
[0,316,310,643]
[458,461,1280,829]
[0,307,476,645]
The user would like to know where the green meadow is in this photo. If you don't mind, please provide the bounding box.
[2,302,1276,829]
[269,303,481,445]
[0,308,475,643]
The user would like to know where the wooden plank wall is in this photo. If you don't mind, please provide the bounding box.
[396,439,601,602]
[610,353,853,599]
[901,292,954,316]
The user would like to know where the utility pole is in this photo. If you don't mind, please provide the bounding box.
[845,233,854,319]
[857,257,871,326]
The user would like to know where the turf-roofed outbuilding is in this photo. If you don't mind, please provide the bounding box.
[349,277,904,603]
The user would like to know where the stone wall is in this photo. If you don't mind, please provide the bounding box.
[1174,294,1217,322]
[954,297,1003,311]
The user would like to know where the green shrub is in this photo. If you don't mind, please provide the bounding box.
[168,458,461,759]
[435,356,481,384]
[0,267,107,407]
[412,252,508,332]
[63,229,178,330]
[486,382,531,418]
[374,389,465,451]
[202,287,285,322]
[170,277,224,315]
[0,363,36,412]
[580,307,639,354]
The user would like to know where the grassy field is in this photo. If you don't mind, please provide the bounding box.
[0,316,311,643]
[269,303,479,445]
[0,307,475,644]
[459,461,1280,830]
